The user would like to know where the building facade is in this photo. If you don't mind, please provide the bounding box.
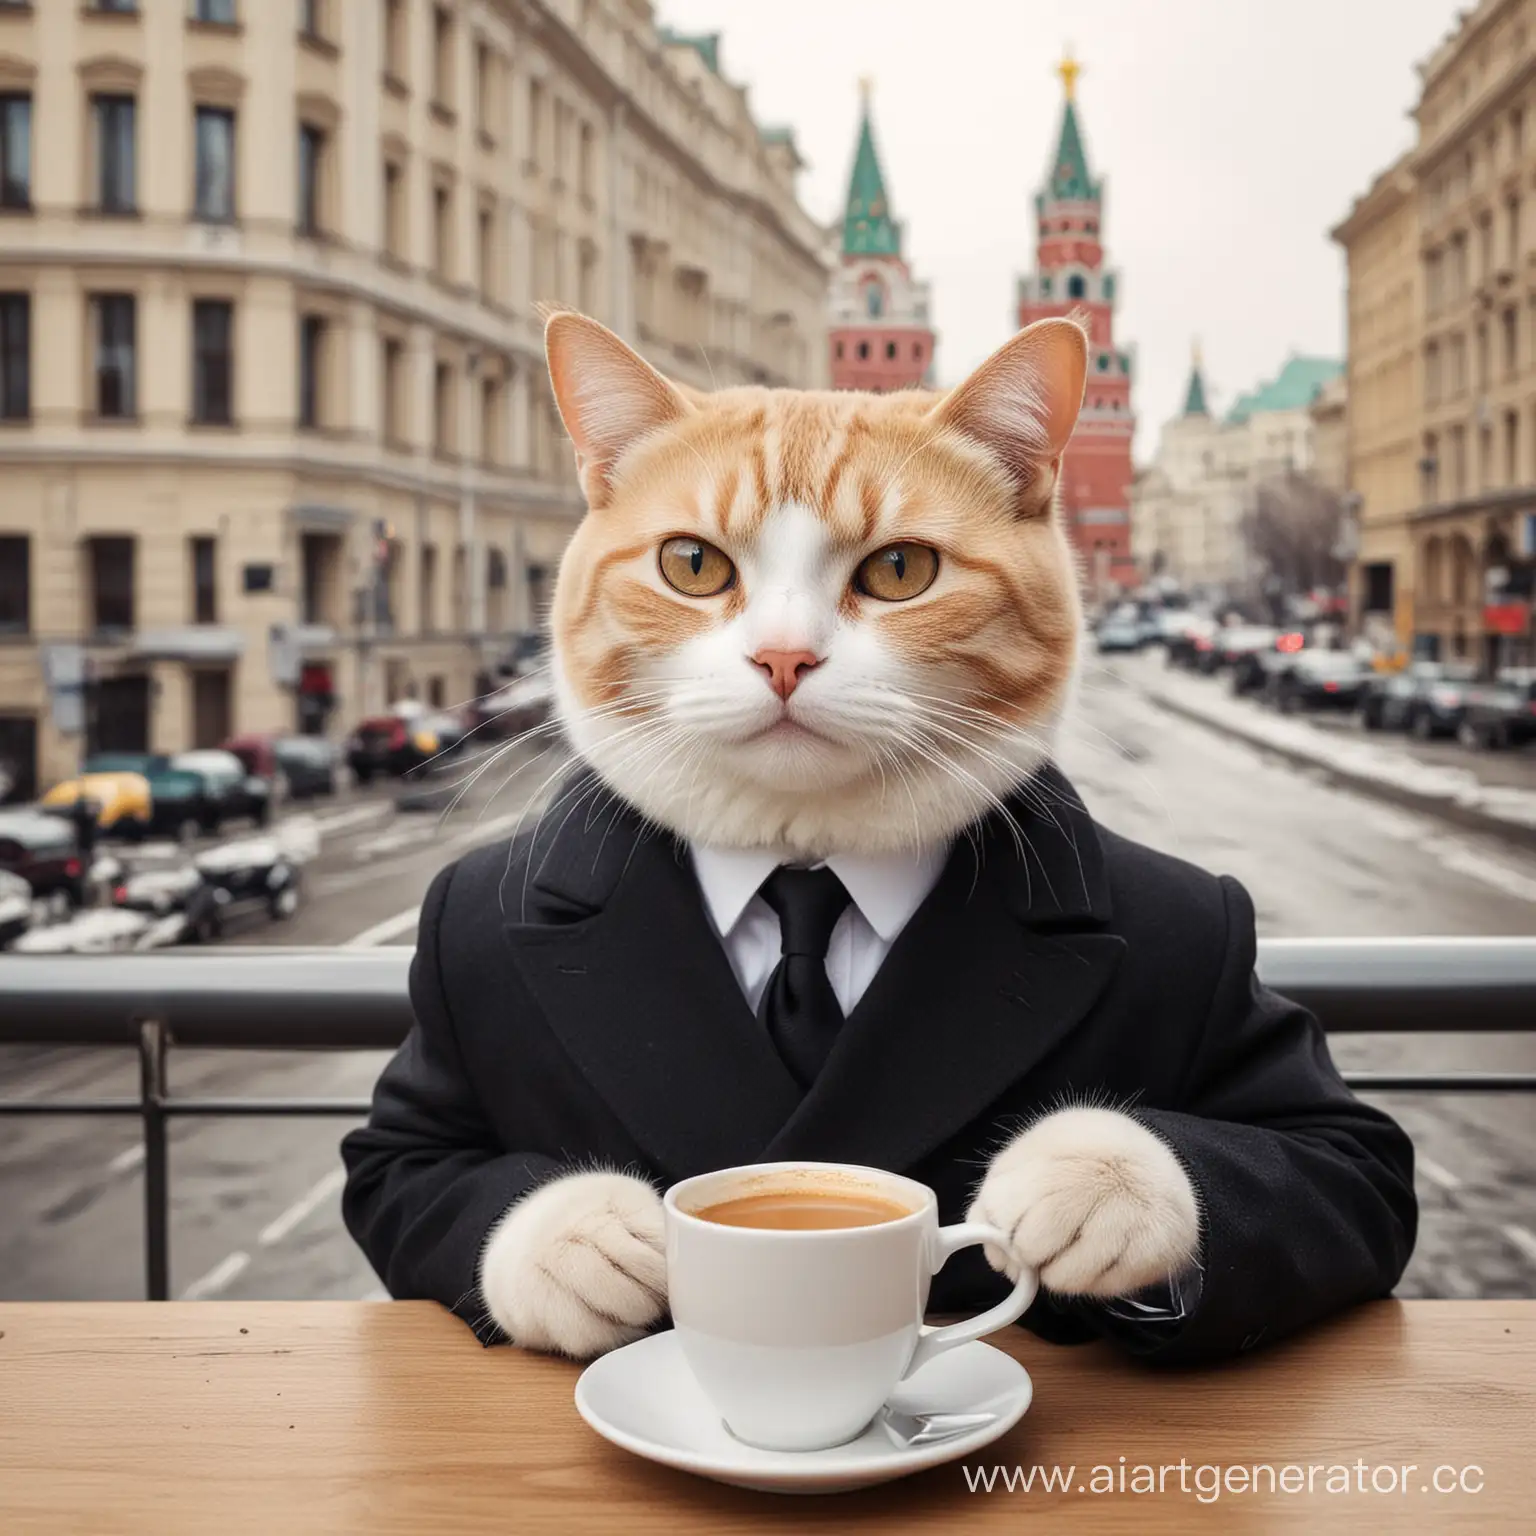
[0,0,828,801]
[1406,0,1536,668]
[1332,154,1422,654]
[1130,350,1343,599]
[827,83,934,392]
[1016,55,1136,595]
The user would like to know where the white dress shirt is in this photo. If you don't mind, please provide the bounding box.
[689,842,950,1015]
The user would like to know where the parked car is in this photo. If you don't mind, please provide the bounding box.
[169,749,273,830]
[273,736,340,798]
[1267,651,1370,713]
[473,673,555,739]
[39,772,153,837]
[109,822,314,940]
[143,767,222,842]
[1358,670,1421,732]
[1094,615,1145,653]
[81,752,171,778]
[1164,614,1219,670]
[346,708,465,781]
[1402,663,1480,740]
[1199,625,1279,676]
[0,868,36,949]
[0,810,87,904]
[1457,670,1536,750]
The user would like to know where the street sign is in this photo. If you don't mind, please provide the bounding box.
[1483,601,1531,636]
[38,644,86,735]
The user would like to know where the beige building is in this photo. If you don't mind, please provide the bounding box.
[0,0,827,799]
[1341,0,1536,668]
[1331,153,1421,654]
[1130,348,1343,599]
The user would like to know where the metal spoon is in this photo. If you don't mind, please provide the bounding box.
[878,1407,1000,1448]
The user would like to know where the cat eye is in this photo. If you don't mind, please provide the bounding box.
[855,543,940,602]
[659,536,736,597]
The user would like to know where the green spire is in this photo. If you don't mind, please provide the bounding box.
[1183,342,1209,416]
[1045,51,1099,203]
[842,80,901,257]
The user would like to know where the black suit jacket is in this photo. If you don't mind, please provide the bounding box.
[341,767,1417,1364]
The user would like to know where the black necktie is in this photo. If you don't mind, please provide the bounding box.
[756,866,853,1088]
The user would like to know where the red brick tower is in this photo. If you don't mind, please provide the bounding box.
[1017,53,1138,594]
[829,81,936,392]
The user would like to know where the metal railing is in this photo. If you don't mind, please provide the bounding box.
[2,939,1535,1301]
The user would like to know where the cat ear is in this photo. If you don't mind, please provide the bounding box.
[930,318,1088,516]
[544,311,694,506]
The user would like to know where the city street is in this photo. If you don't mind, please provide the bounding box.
[2,677,1534,1309]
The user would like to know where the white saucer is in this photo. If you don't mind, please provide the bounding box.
[574,1329,1032,1495]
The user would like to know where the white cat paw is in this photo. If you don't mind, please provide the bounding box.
[968,1107,1200,1298]
[479,1170,666,1359]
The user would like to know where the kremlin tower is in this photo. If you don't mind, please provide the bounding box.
[1017,54,1138,592]
[828,82,936,392]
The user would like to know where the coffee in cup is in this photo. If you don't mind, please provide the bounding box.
[664,1161,1039,1453]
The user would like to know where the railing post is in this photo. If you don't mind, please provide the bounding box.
[138,1018,170,1302]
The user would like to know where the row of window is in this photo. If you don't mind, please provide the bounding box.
[1424,298,1536,405]
[0,289,523,466]
[0,532,210,635]
[833,338,926,365]
[1425,193,1523,315]
[0,2,326,32]
[1421,404,1536,504]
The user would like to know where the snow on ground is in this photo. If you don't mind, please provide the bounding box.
[1127,655,1536,833]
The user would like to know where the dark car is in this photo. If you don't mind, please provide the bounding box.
[1267,651,1370,713]
[273,736,340,798]
[1230,633,1308,697]
[0,869,33,949]
[346,709,466,782]
[1199,625,1279,676]
[1165,614,1219,670]
[0,810,86,905]
[1457,670,1536,750]
[1404,664,1479,740]
[144,768,221,842]
[1094,616,1146,654]
[169,749,273,830]
[1359,670,1421,731]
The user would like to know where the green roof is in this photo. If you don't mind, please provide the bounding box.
[658,28,721,74]
[842,98,901,257]
[1046,98,1100,202]
[1225,357,1343,424]
[1182,350,1209,416]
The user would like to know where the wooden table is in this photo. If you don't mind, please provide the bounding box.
[0,1301,1530,1533]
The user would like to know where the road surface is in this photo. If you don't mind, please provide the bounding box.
[2,672,1533,1307]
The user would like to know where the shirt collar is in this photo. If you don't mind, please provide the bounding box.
[689,841,950,944]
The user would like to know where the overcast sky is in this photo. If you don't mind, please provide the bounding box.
[657,0,1459,459]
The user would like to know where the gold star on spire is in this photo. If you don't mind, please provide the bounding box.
[859,74,874,108]
[1193,337,1203,369]
[1057,48,1081,101]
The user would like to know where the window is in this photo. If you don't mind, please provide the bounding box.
[834,340,844,360]
[884,341,896,360]
[475,39,491,135]
[579,122,594,200]
[856,340,869,361]
[91,294,136,418]
[1067,273,1087,299]
[382,337,404,445]
[433,6,454,111]
[1505,409,1520,486]
[298,124,325,234]
[864,281,883,318]
[0,94,30,209]
[91,0,138,11]
[298,315,325,428]
[433,361,452,454]
[189,537,217,624]
[384,0,407,82]
[192,0,237,22]
[477,201,493,298]
[481,371,500,462]
[1504,307,1519,376]
[528,80,544,168]
[89,537,136,632]
[383,157,405,259]
[0,293,28,420]
[419,543,439,632]
[0,535,27,634]
[191,300,233,425]
[1040,275,1053,297]
[93,96,136,213]
[299,0,324,39]
[913,342,923,361]
[433,181,452,278]
[194,107,235,221]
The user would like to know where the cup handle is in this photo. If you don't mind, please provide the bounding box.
[902,1221,1039,1380]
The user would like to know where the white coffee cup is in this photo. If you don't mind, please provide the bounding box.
[664,1160,1039,1453]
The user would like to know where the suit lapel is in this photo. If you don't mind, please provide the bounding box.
[503,779,802,1181]
[764,767,1126,1172]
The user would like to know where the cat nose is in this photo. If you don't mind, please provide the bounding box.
[751,648,821,701]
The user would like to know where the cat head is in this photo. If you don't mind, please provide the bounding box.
[543,311,1087,857]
